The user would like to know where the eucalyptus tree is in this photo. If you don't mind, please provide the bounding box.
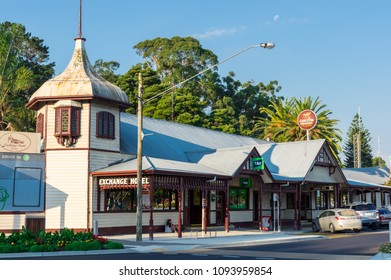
[133,36,219,124]
[254,96,342,162]
[206,71,282,136]
[0,21,54,131]
[93,59,120,84]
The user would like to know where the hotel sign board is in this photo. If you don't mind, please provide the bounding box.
[98,177,150,188]
[0,152,45,212]
[0,131,41,153]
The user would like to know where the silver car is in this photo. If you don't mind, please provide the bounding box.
[378,208,391,226]
[312,209,362,233]
[345,202,380,230]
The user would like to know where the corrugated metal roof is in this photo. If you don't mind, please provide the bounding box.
[27,39,130,109]
[94,155,229,177]
[198,146,255,175]
[120,113,269,162]
[343,167,390,187]
[255,140,326,181]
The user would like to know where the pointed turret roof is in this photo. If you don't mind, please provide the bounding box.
[26,38,130,110]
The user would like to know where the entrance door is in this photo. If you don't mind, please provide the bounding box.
[253,191,259,222]
[216,191,226,225]
[189,189,202,225]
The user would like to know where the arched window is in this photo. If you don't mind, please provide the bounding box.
[96,111,115,139]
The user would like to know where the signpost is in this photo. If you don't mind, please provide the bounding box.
[297,109,317,140]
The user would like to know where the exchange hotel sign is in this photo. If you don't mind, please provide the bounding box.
[98,177,150,188]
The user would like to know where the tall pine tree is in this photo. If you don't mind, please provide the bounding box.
[343,113,373,167]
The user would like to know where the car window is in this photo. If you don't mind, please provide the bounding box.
[379,209,390,214]
[352,204,376,211]
[338,209,357,217]
[319,211,328,218]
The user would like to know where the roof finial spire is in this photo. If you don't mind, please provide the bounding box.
[76,0,85,41]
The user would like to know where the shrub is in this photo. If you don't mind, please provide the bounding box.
[379,242,391,253]
[0,228,123,254]
[106,241,124,250]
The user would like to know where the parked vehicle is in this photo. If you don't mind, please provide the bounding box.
[378,208,391,226]
[312,209,362,233]
[344,202,379,230]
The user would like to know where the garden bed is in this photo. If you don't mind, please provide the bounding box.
[0,227,123,254]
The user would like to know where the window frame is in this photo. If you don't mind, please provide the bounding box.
[229,188,249,210]
[96,111,115,140]
[54,106,81,145]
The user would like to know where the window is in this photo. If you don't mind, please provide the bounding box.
[104,188,178,212]
[36,113,44,139]
[229,188,249,210]
[96,111,115,139]
[105,189,136,211]
[286,193,295,209]
[316,148,331,164]
[154,189,178,210]
[54,106,81,146]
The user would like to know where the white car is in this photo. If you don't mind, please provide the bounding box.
[312,209,362,233]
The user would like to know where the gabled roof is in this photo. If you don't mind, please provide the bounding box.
[26,39,130,110]
[343,166,390,187]
[255,139,335,182]
[120,113,269,162]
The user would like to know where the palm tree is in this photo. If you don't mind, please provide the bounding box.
[254,96,343,162]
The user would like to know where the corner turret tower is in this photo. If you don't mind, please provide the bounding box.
[26,1,130,232]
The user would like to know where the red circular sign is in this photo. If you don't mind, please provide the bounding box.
[297,110,317,130]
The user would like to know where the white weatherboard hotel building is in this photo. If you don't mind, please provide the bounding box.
[1,32,390,237]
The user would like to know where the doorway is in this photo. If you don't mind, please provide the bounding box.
[216,191,226,225]
[189,189,202,225]
[253,191,259,222]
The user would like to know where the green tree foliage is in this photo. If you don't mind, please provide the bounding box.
[0,22,54,131]
[254,96,342,162]
[343,113,374,168]
[133,36,219,125]
[372,156,386,167]
[206,72,282,136]
[93,59,120,84]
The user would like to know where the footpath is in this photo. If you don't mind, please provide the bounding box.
[0,226,385,259]
[108,227,322,253]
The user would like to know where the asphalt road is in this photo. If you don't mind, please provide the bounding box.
[7,228,389,260]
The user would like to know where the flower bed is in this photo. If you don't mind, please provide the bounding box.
[0,227,123,253]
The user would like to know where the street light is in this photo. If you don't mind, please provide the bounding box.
[135,42,275,242]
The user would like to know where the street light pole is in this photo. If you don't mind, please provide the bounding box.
[135,42,275,241]
[136,72,143,242]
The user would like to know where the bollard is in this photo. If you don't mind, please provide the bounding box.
[93,220,98,235]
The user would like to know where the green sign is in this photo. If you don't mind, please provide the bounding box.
[240,178,252,188]
[252,157,264,171]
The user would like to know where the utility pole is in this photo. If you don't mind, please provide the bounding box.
[136,73,143,241]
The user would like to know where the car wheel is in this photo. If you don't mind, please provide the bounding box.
[312,223,319,232]
[329,223,335,233]
[353,228,361,233]
[370,224,378,230]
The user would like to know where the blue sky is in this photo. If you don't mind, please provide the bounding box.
[2,0,391,163]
